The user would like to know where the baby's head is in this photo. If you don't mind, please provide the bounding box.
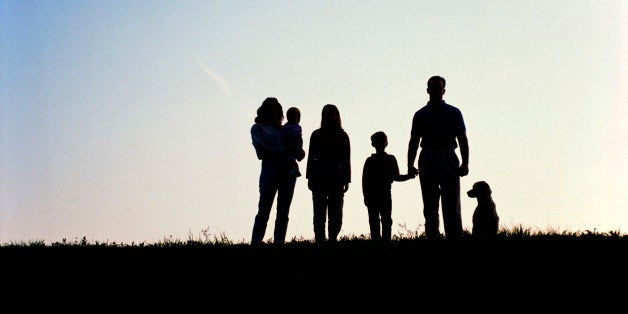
[287,107,301,124]
[370,131,388,151]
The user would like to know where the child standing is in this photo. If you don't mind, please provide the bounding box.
[362,131,415,241]
[282,107,305,177]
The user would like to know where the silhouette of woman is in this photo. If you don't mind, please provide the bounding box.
[250,97,298,245]
[306,104,351,243]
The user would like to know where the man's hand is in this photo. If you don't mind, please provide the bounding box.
[408,166,419,177]
[459,163,469,177]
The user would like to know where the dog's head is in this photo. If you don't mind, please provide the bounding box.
[467,181,492,198]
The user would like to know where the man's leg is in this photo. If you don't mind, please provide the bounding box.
[441,151,463,239]
[419,173,441,239]
[441,174,462,239]
[419,149,442,239]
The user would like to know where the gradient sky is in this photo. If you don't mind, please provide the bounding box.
[2,0,626,245]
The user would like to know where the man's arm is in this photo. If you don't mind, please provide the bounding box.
[457,131,469,177]
[407,133,420,176]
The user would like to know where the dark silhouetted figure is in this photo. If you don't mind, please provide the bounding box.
[407,75,469,240]
[250,97,299,245]
[306,104,351,243]
[467,181,499,238]
[281,107,305,177]
[362,131,415,241]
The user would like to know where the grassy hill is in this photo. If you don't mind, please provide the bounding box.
[3,228,626,312]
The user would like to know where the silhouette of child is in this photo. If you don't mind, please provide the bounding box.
[282,107,305,177]
[362,131,415,241]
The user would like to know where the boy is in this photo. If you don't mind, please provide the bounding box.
[362,131,414,241]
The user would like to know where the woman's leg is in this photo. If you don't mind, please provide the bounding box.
[274,175,297,244]
[327,191,344,242]
[312,190,327,243]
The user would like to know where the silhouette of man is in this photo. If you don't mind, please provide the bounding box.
[407,75,469,239]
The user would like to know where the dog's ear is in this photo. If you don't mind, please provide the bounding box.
[476,181,491,193]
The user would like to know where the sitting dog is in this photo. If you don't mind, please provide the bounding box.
[467,181,499,238]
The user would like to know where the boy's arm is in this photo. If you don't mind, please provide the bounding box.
[394,173,414,182]
[392,155,415,182]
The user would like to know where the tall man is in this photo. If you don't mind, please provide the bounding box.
[407,75,469,239]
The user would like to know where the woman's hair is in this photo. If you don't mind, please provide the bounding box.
[320,104,341,129]
[255,97,283,125]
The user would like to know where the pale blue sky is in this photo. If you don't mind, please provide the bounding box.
[1,0,626,244]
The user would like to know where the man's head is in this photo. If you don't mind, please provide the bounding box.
[427,75,446,101]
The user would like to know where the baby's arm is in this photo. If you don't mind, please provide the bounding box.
[295,125,305,161]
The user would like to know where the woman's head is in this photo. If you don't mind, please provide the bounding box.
[255,97,284,125]
[320,104,341,129]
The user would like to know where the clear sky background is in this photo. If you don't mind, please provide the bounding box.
[1,0,626,245]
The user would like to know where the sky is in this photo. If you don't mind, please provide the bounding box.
[1,0,626,245]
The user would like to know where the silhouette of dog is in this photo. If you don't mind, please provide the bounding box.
[467,181,499,238]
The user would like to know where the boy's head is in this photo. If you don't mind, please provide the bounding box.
[370,131,388,151]
[287,107,301,124]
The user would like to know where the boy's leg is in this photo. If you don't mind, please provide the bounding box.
[381,195,392,241]
[367,204,381,240]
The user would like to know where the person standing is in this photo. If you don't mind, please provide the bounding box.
[362,131,415,241]
[250,97,298,245]
[306,104,351,243]
[407,76,469,240]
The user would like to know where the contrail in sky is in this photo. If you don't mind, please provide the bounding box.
[196,59,231,97]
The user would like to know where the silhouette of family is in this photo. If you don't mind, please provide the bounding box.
[250,75,471,245]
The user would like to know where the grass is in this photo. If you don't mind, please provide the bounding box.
[2,223,625,247]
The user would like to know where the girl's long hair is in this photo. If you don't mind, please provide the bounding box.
[320,104,341,129]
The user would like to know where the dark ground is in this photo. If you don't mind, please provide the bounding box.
[4,237,626,312]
